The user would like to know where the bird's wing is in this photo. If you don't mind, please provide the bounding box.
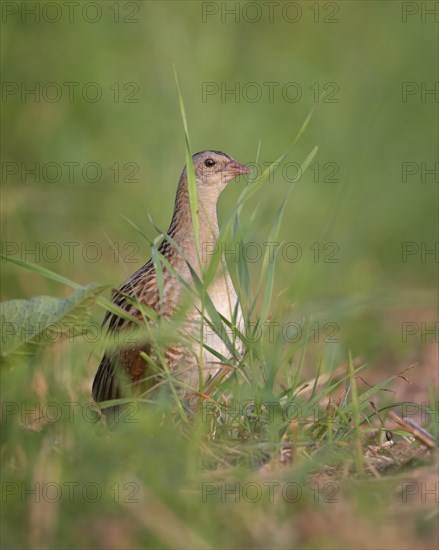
[92,261,160,403]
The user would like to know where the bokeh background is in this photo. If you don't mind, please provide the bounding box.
[3,1,436,353]
[1,1,437,548]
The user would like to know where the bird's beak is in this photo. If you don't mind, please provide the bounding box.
[226,161,252,177]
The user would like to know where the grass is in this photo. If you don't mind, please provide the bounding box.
[1,331,436,548]
[1,109,437,548]
[1,3,438,548]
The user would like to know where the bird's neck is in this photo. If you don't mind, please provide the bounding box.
[167,177,220,269]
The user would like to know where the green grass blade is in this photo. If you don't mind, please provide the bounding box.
[173,64,199,259]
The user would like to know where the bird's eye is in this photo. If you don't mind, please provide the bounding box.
[204,158,216,167]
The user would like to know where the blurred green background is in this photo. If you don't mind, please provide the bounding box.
[2,8,436,278]
[3,1,436,309]
[2,0,437,411]
[1,2,438,548]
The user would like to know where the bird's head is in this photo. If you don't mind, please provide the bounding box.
[187,150,251,193]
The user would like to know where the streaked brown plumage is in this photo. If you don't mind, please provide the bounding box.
[92,151,250,405]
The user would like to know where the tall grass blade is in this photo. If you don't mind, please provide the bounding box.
[173,65,199,259]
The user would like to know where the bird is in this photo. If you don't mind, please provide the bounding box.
[92,150,251,409]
